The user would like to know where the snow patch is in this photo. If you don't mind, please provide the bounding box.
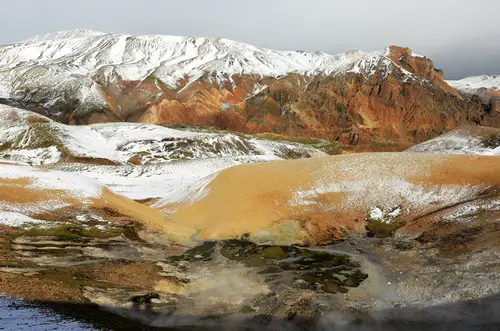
[0,163,104,200]
[76,214,110,230]
[0,212,47,228]
[0,147,61,165]
[439,199,500,224]
[153,172,219,210]
[407,129,499,155]
[76,214,107,223]
[368,207,401,224]
[369,208,384,221]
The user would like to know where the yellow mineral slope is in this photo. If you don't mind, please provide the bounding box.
[155,153,500,244]
[2,154,499,246]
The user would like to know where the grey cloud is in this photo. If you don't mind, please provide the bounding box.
[1,0,499,79]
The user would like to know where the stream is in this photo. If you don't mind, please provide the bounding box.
[0,295,96,330]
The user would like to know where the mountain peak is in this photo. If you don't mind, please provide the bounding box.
[1,31,399,87]
[20,28,107,43]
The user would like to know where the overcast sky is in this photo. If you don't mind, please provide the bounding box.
[1,0,499,79]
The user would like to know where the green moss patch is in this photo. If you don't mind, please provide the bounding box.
[165,240,368,294]
[22,224,121,241]
[219,240,367,294]
[366,219,406,238]
[169,241,217,262]
[371,137,397,149]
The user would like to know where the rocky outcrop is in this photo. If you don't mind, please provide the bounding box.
[385,46,460,97]
[491,97,500,113]
[121,67,496,148]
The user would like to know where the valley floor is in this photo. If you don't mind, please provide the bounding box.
[1,211,499,330]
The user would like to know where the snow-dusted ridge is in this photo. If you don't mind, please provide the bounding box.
[20,28,108,43]
[447,75,500,95]
[0,29,422,110]
[1,28,390,81]
[0,104,323,166]
[0,104,325,200]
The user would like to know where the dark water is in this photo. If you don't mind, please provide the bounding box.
[0,295,94,330]
[2,293,500,331]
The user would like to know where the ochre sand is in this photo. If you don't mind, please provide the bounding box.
[158,153,500,244]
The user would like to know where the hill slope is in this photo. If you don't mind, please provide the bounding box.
[0,104,324,166]
[0,104,328,201]
[407,126,500,155]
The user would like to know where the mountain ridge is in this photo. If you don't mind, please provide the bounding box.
[447,74,500,93]
[0,29,408,84]
[448,75,500,113]
[0,30,498,148]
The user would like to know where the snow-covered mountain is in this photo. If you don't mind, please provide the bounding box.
[447,75,500,96]
[0,29,420,114]
[0,29,496,148]
[0,29,405,86]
